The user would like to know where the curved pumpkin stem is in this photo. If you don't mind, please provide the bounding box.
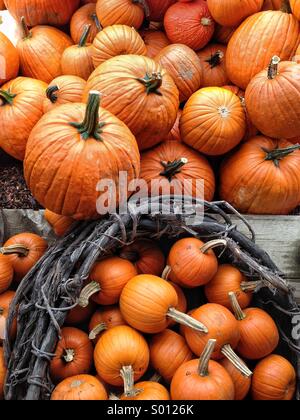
[267,56,280,80]
[46,85,59,103]
[200,239,227,254]
[228,292,246,321]
[221,344,252,377]
[20,16,32,39]
[137,72,163,95]
[78,281,101,308]
[69,91,105,140]
[63,349,75,363]
[263,144,300,167]
[79,24,91,47]
[161,265,171,280]
[91,12,103,31]
[205,51,224,68]
[160,158,188,181]
[240,280,263,293]
[198,339,216,377]
[0,89,17,106]
[89,322,107,340]
[0,244,29,257]
[132,0,150,19]
[120,365,140,397]
[167,307,208,333]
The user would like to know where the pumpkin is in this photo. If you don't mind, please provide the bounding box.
[207,0,263,27]
[220,358,251,400]
[147,0,176,21]
[139,29,170,58]
[261,0,283,9]
[150,329,193,383]
[197,44,229,87]
[61,25,94,80]
[245,57,300,139]
[4,0,80,26]
[119,274,208,334]
[51,374,108,400]
[180,87,246,156]
[183,303,252,376]
[164,0,215,50]
[119,239,165,276]
[44,209,75,237]
[252,355,296,400]
[213,24,236,44]
[24,91,140,220]
[65,301,96,326]
[204,264,253,309]
[290,0,300,20]
[83,55,179,151]
[50,327,94,383]
[229,292,279,359]
[164,109,182,141]
[0,32,19,85]
[0,291,17,342]
[170,339,235,400]
[140,141,215,202]
[0,77,47,161]
[94,325,150,391]
[70,3,102,44]
[226,10,300,89]
[166,238,221,288]
[0,347,6,400]
[91,25,147,68]
[16,18,73,84]
[0,254,13,294]
[96,0,148,29]
[220,136,300,214]
[121,381,170,400]
[2,232,47,282]
[79,257,137,307]
[88,306,127,343]
[170,282,187,315]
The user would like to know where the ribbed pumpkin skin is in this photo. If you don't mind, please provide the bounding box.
[140,30,170,58]
[0,77,47,161]
[17,26,73,83]
[4,0,80,26]
[0,32,19,85]
[207,0,263,27]
[0,255,13,294]
[0,348,6,400]
[164,109,182,141]
[24,103,140,220]
[61,43,94,81]
[290,0,300,20]
[51,375,108,401]
[220,137,300,214]
[155,44,202,102]
[245,61,300,139]
[180,87,246,156]
[96,0,145,29]
[83,55,179,151]
[92,25,147,68]
[226,11,300,89]
[197,43,229,87]
[121,381,170,400]
[140,141,215,202]
[220,358,251,400]
[70,3,101,44]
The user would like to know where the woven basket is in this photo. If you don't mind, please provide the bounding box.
[3,197,300,400]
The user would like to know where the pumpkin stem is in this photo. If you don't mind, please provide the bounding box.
[79,24,91,47]
[161,265,171,280]
[267,56,280,79]
[240,280,263,292]
[91,13,102,31]
[205,51,224,68]
[137,72,163,95]
[228,292,246,321]
[200,239,227,254]
[78,281,101,308]
[0,89,17,106]
[120,365,140,397]
[63,349,75,363]
[167,307,208,333]
[69,91,105,140]
[198,339,216,377]
[132,0,150,19]
[0,244,29,257]
[46,85,59,103]
[221,344,252,377]
[109,393,120,400]
[88,322,107,340]
[160,158,188,181]
[201,17,213,26]
[20,16,32,39]
[263,144,300,167]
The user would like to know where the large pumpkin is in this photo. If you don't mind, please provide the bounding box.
[96,0,148,29]
[207,0,263,27]
[83,55,179,151]
[0,77,47,161]
[245,58,300,139]
[4,0,80,26]
[197,43,229,87]
[24,91,140,220]
[220,136,300,214]
[180,87,246,155]
[0,32,19,85]
[226,10,300,89]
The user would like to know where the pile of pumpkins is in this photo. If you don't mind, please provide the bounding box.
[0,223,296,400]
[0,0,300,220]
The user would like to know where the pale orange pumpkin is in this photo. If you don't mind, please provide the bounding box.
[96,0,148,29]
[51,375,108,400]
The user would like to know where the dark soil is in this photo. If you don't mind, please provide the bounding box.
[0,150,42,209]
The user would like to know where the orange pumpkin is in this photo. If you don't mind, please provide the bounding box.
[0,347,6,400]
[197,43,229,87]
[140,29,170,58]
[88,306,127,343]
[213,24,236,45]
[70,3,102,44]
[0,255,13,294]
[290,0,300,20]
[164,109,182,142]
[0,291,17,343]
[91,25,147,68]
[51,374,108,400]
[170,282,187,316]
[0,77,47,161]
[121,381,170,400]
[44,209,75,237]
[207,0,263,27]
[0,32,19,85]
[83,55,179,151]
[180,87,246,156]
[220,358,251,400]
[96,0,148,29]
[147,0,176,22]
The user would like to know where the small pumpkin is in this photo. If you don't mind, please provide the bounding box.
[44,209,75,237]
[65,301,96,326]
[50,327,94,383]
[219,358,251,400]
[251,354,296,400]
[96,0,148,29]
[70,3,102,44]
[0,254,13,294]
[0,347,6,400]
[170,339,235,400]
[0,32,19,85]
[121,381,170,400]
[2,232,47,282]
[88,306,127,343]
[180,87,246,156]
[51,374,108,401]
[139,29,170,58]
[0,77,47,161]
[197,43,229,87]
[150,329,193,383]
[0,290,17,343]
[207,0,263,27]
[91,25,147,68]
[164,109,182,142]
